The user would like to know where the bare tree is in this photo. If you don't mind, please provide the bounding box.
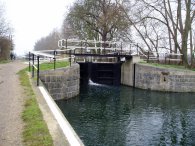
[123,0,195,67]
[34,30,60,51]
[0,3,13,60]
[62,18,77,39]
[0,37,12,60]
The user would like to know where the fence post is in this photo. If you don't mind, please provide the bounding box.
[37,56,40,86]
[53,50,56,70]
[54,57,56,70]
[147,51,149,63]
[65,39,67,49]
[69,49,71,66]
[32,54,35,78]
[29,52,31,72]
[133,63,136,88]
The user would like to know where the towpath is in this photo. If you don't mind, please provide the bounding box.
[0,61,27,146]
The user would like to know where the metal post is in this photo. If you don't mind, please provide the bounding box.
[133,63,136,88]
[54,57,56,70]
[69,50,71,66]
[147,51,149,63]
[136,43,139,55]
[29,52,31,72]
[53,50,56,70]
[65,39,67,49]
[37,56,40,86]
[32,54,35,78]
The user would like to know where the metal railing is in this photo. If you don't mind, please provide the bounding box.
[29,51,55,86]
[29,49,74,86]
[29,52,42,86]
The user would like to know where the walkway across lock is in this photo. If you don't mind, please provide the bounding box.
[29,39,140,86]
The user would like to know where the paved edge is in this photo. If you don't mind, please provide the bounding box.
[30,78,84,146]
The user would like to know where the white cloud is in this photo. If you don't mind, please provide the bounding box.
[3,0,75,56]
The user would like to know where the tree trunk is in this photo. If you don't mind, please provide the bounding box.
[190,29,193,67]
[101,32,108,54]
[181,0,191,67]
[101,33,107,42]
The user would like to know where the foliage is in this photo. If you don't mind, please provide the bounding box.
[18,68,53,146]
[34,30,60,51]
[0,3,12,37]
[62,18,77,39]
[0,37,13,60]
[123,0,195,68]
[65,0,130,41]
[34,0,195,69]
[0,2,13,60]
[0,59,10,64]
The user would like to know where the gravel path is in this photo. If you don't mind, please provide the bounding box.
[0,61,27,146]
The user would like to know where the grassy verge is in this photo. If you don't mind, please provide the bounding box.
[0,60,10,64]
[39,61,70,71]
[18,68,53,146]
[140,62,195,71]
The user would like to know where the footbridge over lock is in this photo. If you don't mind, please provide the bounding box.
[57,39,140,85]
[29,39,140,89]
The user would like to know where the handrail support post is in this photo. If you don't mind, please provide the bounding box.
[29,52,31,72]
[37,56,40,86]
[32,54,35,78]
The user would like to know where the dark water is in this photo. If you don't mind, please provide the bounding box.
[56,82,195,146]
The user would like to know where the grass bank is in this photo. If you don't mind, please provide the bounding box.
[140,62,195,71]
[39,61,70,71]
[18,68,53,146]
[0,60,10,64]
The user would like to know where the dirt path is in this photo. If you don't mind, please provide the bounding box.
[0,61,27,146]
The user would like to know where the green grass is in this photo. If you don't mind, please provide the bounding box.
[39,61,70,71]
[0,60,10,64]
[18,68,53,146]
[140,62,195,71]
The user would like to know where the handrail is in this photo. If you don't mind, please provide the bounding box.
[58,39,122,44]
[29,51,54,86]
[32,64,38,70]
[29,50,73,86]
[165,53,183,56]
[31,51,54,58]
[29,53,41,86]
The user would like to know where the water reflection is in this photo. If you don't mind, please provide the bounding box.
[56,83,195,146]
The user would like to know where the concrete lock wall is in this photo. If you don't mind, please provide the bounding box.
[121,57,195,92]
[39,64,80,100]
[121,56,140,86]
[134,63,195,92]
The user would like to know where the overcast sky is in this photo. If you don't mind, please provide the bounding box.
[2,0,75,56]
